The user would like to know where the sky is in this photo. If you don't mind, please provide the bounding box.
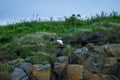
[0,0,120,25]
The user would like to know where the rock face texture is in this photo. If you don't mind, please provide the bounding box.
[68,43,120,80]
[20,62,32,76]
[10,67,28,80]
[62,32,109,46]
[8,43,120,80]
[77,32,108,45]
[9,62,34,80]
[67,65,84,80]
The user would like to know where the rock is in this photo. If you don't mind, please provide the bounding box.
[55,62,61,67]
[62,37,77,45]
[86,43,94,51]
[116,53,120,62]
[116,62,120,80]
[102,65,117,75]
[32,64,43,71]
[67,65,84,80]
[52,47,63,57]
[93,46,106,55]
[104,57,117,67]
[83,70,103,80]
[74,47,89,54]
[68,51,78,64]
[53,67,64,79]
[77,32,108,45]
[69,47,94,64]
[21,76,28,80]
[20,62,32,76]
[82,51,107,76]
[103,44,120,57]
[57,56,65,63]
[7,58,25,66]
[35,64,51,71]
[82,56,93,68]
[102,61,120,80]
[102,75,119,80]
[116,44,120,48]
[35,63,62,71]
[0,61,2,66]
[10,67,28,80]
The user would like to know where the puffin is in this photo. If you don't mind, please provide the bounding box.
[57,37,64,48]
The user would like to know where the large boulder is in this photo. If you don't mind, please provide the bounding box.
[10,67,28,80]
[67,65,84,80]
[82,55,104,76]
[69,47,89,64]
[62,37,77,45]
[77,32,108,45]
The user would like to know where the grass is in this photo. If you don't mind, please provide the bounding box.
[25,52,57,64]
[0,11,120,63]
[0,11,120,79]
[0,64,13,80]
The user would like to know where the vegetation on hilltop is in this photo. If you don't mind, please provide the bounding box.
[0,11,120,60]
[0,11,120,79]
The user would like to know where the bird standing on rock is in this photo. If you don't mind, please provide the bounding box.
[57,37,64,48]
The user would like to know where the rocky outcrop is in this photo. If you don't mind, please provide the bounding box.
[62,32,109,46]
[9,62,35,80]
[68,43,120,80]
[9,43,120,80]
[77,32,108,45]
[63,37,77,45]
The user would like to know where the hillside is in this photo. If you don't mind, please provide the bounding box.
[0,12,120,80]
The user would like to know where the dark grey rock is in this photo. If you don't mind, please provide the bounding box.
[20,62,32,75]
[62,37,77,45]
[10,67,27,80]
[77,32,108,45]
[35,64,51,71]
[21,76,28,80]
[57,56,65,62]
[55,62,61,67]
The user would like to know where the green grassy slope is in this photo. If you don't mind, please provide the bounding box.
[0,12,120,79]
[0,12,120,62]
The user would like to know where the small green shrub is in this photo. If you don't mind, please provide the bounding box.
[63,45,72,56]
[0,64,13,80]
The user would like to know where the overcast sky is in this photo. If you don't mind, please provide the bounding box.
[0,0,120,25]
